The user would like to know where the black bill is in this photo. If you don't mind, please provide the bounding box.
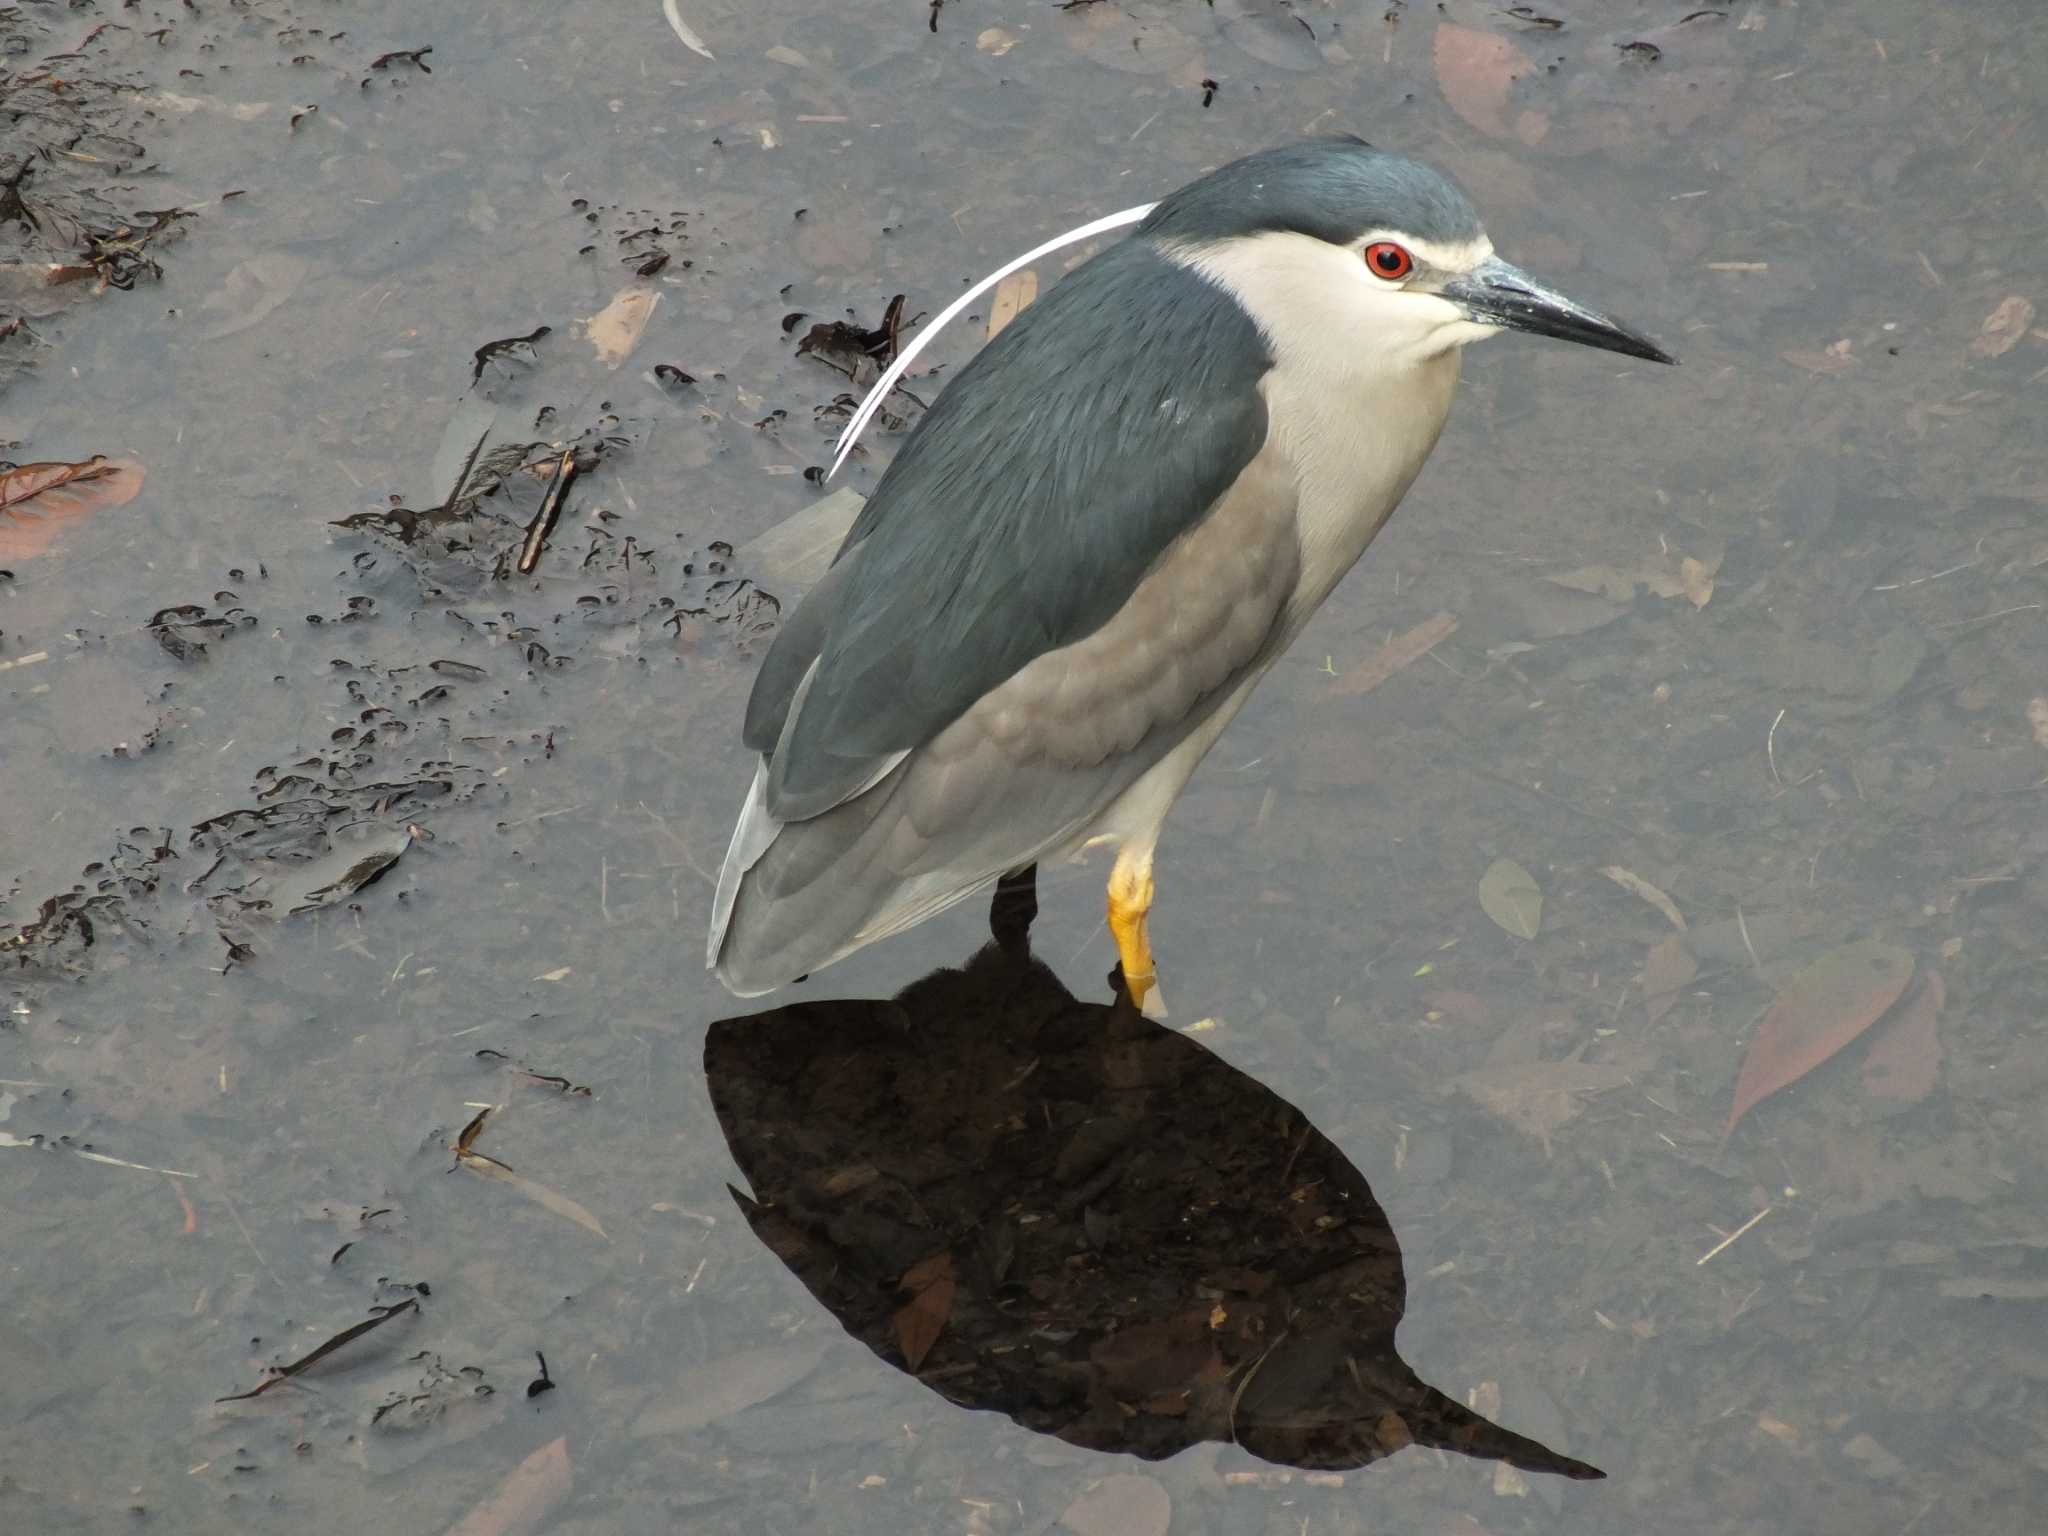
[1444,256,1676,365]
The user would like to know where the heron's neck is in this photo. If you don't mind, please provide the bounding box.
[1163,233,1464,627]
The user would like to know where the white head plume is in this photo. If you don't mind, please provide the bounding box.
[825,203,1157,480]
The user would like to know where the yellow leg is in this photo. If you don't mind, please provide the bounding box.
[1107,844,1163,1016]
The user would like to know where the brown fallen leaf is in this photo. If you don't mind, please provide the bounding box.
[1642,932,1697,1027]
[892,1250,956,1371]
[0,456,145,562]
[1548,546,1722,605]
[1969,295,2035,359]
[1861,970,1944,1104]
[1433,23,1548,146]
[586,287,660,367]
[1332,611,1458,696]
[445,1436,572,1536]
[1724,941,1915,1139]
[986,268,1037,340]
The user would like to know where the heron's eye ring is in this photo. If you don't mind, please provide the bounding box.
[1363,241,1413,280]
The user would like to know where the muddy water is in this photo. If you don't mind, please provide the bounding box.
[3,1,2044,1531]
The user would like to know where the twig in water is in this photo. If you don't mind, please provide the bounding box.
[517,449,577,574]
[1735,904,1764,982]
[1696,1205,1771,1265]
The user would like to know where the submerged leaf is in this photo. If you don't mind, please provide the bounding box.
[1455,1047,1632,1149]
[269,825,416,914]
[1433,23,1547,145]
[445,1436,572,1536]
[1862,970,1945,1104]
[1060,1474,1171,1536]
[634,1343,825,1437]
[1725,942,1915,1138]
[1642,932,1697,1026]
[1970,295,2035,359]
[1478,858,1542,940]
[892,1250,956,1371]
[0,456,145,561]
[461,1157,609,1240]
[1600,865,1686,930]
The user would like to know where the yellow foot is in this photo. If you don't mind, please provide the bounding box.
[1107,847,1167,1019]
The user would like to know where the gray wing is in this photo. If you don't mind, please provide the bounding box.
[712,436,1300,995]
[746,236,1275,821]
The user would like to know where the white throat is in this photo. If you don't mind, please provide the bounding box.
[1161,231,1476,626]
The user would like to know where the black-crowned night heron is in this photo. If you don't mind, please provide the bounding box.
[708,137,1672,1009]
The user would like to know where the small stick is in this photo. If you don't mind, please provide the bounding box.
[1735,904,1765,982]
[1766,707,1785,787]
[1696,1205,1771,1266]
[517,449,577,575]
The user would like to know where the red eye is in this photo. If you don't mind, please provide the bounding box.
[1364,241,1413,280]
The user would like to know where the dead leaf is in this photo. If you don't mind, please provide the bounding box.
[891,1250,956,1371]
[459,1156,609,1240]
[1332,611,1458,696]
[0,456,145,562]
[1433,23,1548,145]
[268,825,417,914]
[1862,970,1944,1104]
[1724,941,1915,1138]
[986,268,1037,340]
[634,1342,825,1436]
[977,26,1020,57]
[1679,555,1715,608]
[2026,696,2048,750]
[1781,339,1856,374]
[1059,1474,1171,1536]
[1455,1046,1632,1149]
[1600,865,1687,930]
[1548,546,1722,605]
[0,261,102,319]
[1478,858,1542,940]
[445,1436,572,1536]
[1422,990,1493,1032]
[1642,932,1698,1026]
[586,287,659,367]
[1969,295,2035,359]
[198,253,307,340]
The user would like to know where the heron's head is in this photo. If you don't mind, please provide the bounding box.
[1142,137,1674,369]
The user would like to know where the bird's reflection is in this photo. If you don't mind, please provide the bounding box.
[703,870,1600,1481]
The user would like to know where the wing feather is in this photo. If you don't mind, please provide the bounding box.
[752,237,1274,821]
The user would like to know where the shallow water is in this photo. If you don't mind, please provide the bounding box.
[4,1,2046,1531]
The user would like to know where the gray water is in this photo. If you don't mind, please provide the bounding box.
[4,1,2045,1531]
